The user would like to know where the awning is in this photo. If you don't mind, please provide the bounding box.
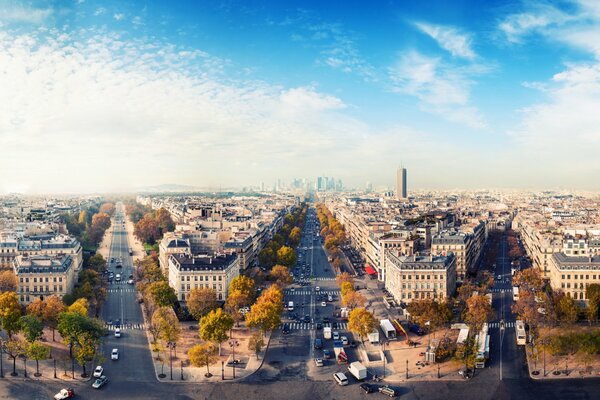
[365,264,377,275]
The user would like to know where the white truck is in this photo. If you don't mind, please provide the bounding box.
[368,330,380,344]
[324,326,332,340]
[380,319,397,339]
[347,361,367,380]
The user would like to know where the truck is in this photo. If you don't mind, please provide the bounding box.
[512,286,519,301]
[380,319,397,340]
[474,323,490,368]
[340,307,350,320]
[324,326,332,340]
[347,361,367,380]
[368,330,380,344]
[333,340,348,364]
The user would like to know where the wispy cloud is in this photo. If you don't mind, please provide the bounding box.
[415,22,476,59]
[94,7,106,16]
[388,51,486,129]
[0,1,53,24]
[113,13,124,21]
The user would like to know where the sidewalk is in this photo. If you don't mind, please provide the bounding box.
[525,343,600,380]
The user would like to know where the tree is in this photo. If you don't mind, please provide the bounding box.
[342,290,366,309]
[270,265,293,287]
[67,298,89,316]
[74,331,99,377]
[512,290,541,333]
[151,307,180,344]
[19,314,44,343]
[146,280,177,307]
[199,308,234,355]
[513,269,544,293]
[224,290,248,326]
[336,272,354,287]
[586,284,600,323]
[276,246,296,267]
[348,308,377,342]
[229,276,255,300]
[465,295,494,332]
[289,227,301,247]
[27,341,50,377]
[188,343,218,376]
[248,332,265,359]
[5,338,25,376]
[0,270,17,292]
[99,203,116,216]
[0,291,22,338]
[42,296,65,341]
[57,312,105,361]
[258,247,276,268]
[187,288,218,321]
[86,254,107,272]
[245,286,283,333]
[557,295,580,325]
[340,281,354,297]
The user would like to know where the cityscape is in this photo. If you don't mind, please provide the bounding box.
[1,1,599,400]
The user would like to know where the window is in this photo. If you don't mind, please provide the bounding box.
[194,276,198,281]
[218,284,222,290]
[181,284,185,290]
[34,286,37,292]
[213,284,216,290]
[187,284,190,290]
[59,277,62,282]
[218,276,222,281]
[34,278,37,283]
[186,276,190,281]
[59,286,62,291]
[181,276,185,282]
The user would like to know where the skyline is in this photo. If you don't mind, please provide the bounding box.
[1,0,600,193]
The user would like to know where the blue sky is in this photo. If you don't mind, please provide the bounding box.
[0,0,599,193]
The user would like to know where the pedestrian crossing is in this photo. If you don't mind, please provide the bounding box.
[285,289,340,296]
[490,288,512,293]
[313,277,336,281]
[107,288,136,293]
[105,323,146,330]
[488,321,515,329]
[281,322,349,331]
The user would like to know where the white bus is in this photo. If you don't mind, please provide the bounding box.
[512,286,519,302]
[515,320,527,345]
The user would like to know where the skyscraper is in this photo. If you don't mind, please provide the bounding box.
[396,167,407,199]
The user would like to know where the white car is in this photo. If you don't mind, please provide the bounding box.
[114,328,121,338]
[333,331,340,340]
[53,388,74,400]
[496,275,502,281]
[321,301,327,307]
[111,348,119,360]
[93,365,104,378]
[315,286,320,292]
[341,336,349,345]
[127,279,134,285]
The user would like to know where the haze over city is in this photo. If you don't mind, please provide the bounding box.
[2,0,600,193]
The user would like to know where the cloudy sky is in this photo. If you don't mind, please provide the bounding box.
[1,0,599,193]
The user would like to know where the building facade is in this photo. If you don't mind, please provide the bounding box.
[396,167,407,200]
[14,254,77,304]
[549,253,600,304]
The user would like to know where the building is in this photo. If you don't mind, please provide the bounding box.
[385,252,456,304]
[14,254,77,304]
[431,222,486,282]
[396,167,407,200]
[549,253,600,305]
[167,252,239,302]
[158,233,192,276]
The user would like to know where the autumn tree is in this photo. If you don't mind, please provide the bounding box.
[146,280,177,307]
[276,246,296,267]
[199,308,234,355]
[5,338,25,376]
[229,276,255,301]
[586,284,600,323]
[151,307,180,344]
[188,343,218,376]
[340,281,354,297]
[99,202,116,216]
[407,299,453,331]
[465,295,494,332]
[0,270,17,292]
[289,227,302,247]
[187,287,218,321]
[42,296,65,341]
[0,291,23,338]
[68,298,89,316]
[245,285,284,333]
[348,308,377,342]
[270,265,293,287]
[342,290,367,309]
[225,290,248,326]
[248,332,265,359]
[556,295,580,325]
[336,272,354,287]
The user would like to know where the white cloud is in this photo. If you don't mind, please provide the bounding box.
[114,13,124,21]
[389,51,486,129]
[0,1,53,24]
[280,87,346,111]
[94,7,106,16]
[415,22,476,59]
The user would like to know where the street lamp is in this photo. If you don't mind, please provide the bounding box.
[0,339,4,378]
[229,339,239,379]
[382,341,388,378]
[167,342,176,381]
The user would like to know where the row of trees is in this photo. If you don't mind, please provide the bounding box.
[316,204,346,273]
[133,208,175,245]
[336,273,366,309]
[258,204,308,269]
[60,202,115,249]
[63,253,108,316]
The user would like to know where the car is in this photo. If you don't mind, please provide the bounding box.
[314,358,324,367]
[290,287,295,292]
[315,286,320,292]
[282,324,290,334]
[107,319,112,325]
[328,295,333,302]
[115,274,121,281]
[116,264,122,268]
[321,301,327,307]
[114,319,121,327]
[303,315,311,323]
[333,372,349,386]
[111,348,119,360]
[127,279,134,285]
[323,349,332,359]
[496,275,502,281]
[333,331,340,340]
[314,338,323,349]
[378,385,397,397]
[323,317,330,323]
[92,375,108,389]
[359,383,376,394]
[54,388,74,400]
[316,322,323,330]
[93,365,104,378]
[115,328,121,338]
[341,336,349,345]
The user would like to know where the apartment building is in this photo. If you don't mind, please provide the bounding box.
[14,254,77,304]
[365,231,417,282]
[385,252,456,304]
[549,253,600,304]
[168,252,239,302]
[158,233,192,276]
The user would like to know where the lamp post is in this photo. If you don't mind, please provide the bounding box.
[542,339,547,377]
[221,360,225,380]
[167,342,176,381]
[406,359,408,379]
[54,359,57,379]
[382,341,388,379]
[0,339,4,378]
[23,358,27,378]
[229,339,239,379]
[180,360,184,380]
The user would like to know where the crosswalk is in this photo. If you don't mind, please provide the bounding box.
[285,289,340,296]
[281,322,349,331]
[488,321,515,329]
[107,288,136,293]
[105,323,146,331]
[490,288,512,293]
[313,277,336,281]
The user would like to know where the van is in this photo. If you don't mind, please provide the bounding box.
[333,372,348,386]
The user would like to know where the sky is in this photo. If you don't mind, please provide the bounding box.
[1,0,599,193]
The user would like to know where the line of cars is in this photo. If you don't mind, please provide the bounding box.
[332,371,398,397]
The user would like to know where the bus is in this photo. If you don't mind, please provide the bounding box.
[512,286,519,301]
[475,323,490,369]
[515,320,527,345]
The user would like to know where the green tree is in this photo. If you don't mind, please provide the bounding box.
[199,308,234,355]
[557,295,580,325]
[27,341,51,377]
[74,331,99,377]
[146,280,177,307]
[187,287,218,321]
[188,343,218,376]
[0,291,22,338]
[19,314,44,343]
[248,332,265,359]
[586,284,600,323]
[258,247,276,268]
[276,246,296,267]
[5,338,25,376]
[86,254,107,272]
[348,308,377,342]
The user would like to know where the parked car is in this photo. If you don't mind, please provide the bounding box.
[341,336,349,345]
[93,366,104,378]
[323,349,332,359]
[92,375,108,389]
[314,358,324,367]
[333,331,340,340]
[314,338,323,349]
[359,383,376,394]
[54,388,74,400]
[378,385,397,397]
